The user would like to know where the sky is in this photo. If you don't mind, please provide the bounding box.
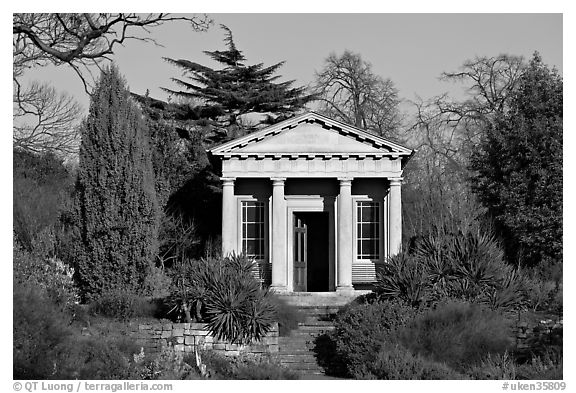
[20,13,563,117]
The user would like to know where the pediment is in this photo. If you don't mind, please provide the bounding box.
[235,122,383,154]
[210,112,413,159]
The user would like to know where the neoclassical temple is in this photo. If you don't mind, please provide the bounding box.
[210,112,414,293]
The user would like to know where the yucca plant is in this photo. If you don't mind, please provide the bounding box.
[484,268,527,311]
[167,253,276,344]
[166,258,209,322]
[375,253,429,307]
[448,230,506,288]
[414,232,457,299]
[376,225,524,311]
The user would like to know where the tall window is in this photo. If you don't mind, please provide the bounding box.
[357,201,380,260]
[241,201,265,260]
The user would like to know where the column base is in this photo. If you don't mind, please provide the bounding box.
[269,285,289,294]
[336,286,355,295]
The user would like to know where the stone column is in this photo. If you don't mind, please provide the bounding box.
[270,177,288,292]
[388,177,403,256]
[221,177,236,256]
[337,178,354,293]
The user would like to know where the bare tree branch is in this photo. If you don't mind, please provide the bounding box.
[13,81,82,156]
[13,13,213,93]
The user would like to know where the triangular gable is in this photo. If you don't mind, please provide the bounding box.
[209,112,413,157]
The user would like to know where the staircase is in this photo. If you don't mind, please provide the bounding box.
[275,292,367,378]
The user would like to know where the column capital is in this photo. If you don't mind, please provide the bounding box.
[389,177,403,186]
[338,177,353,186]
[271,177,286,186]
[221,177,235,186]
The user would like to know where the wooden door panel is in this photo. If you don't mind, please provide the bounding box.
[293,217,307,292]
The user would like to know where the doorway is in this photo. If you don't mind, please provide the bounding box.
[293,212,329,292]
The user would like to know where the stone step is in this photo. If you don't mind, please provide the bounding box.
[279,343,315,349]
[299,305,342,312]
[276,292,369,308]
[298,320,335,327]
[296,325,335,332]
[276,313,340,377]
[278,361,324,369]
[287,326,334,337]
[278,351,316,361]
[278,336,313,343]
[279,364,325,373]
[279,344,316,351]
[285,331,326,339]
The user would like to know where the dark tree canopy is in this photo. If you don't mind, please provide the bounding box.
[75,66,159,299]
[162,24,315,143]
[470,53,562,271]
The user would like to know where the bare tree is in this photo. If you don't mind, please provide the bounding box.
[313,50,403,140]
[408,54,526,171]
[13,13,212,156]
[402,54,526,239]
[13,13,212,92]
[13,82,82,156]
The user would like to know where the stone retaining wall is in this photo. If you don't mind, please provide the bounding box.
[515,318,563,351]
[130,322,279,357]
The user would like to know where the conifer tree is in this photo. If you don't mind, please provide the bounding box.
[162,24,315,143]
[470,53,562,272]
[75,65,159,299]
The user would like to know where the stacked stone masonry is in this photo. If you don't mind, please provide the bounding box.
[131,322,279,357]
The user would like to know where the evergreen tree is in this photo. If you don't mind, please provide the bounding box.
[75,66,159,299]
[162,24,315,143]
[470,53,562,273]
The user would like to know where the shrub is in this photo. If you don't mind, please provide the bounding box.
[233,359,298,380]
[375,253,429,307]
[468,352,518,380]
[13,149,73,253]
[13,283,72,379]
[192,350,235,379]
[167,253,276,344]
[267,293,306,336]
[470,351,562,380]
[522,273,562,313]
[193,351,298,380]
[331,299,418,377]
[375,227,526,311]
[358,344,463,380]
[13,243,79,310]
[13,278,153,380]
[51,335,140,379]
[516,355,563,380]
[134,346,201,380]
[400,300,515,372]
[89,289,158,320]
[143,265,172,299]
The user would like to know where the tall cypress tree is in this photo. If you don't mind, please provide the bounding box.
[75,65,159,300]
